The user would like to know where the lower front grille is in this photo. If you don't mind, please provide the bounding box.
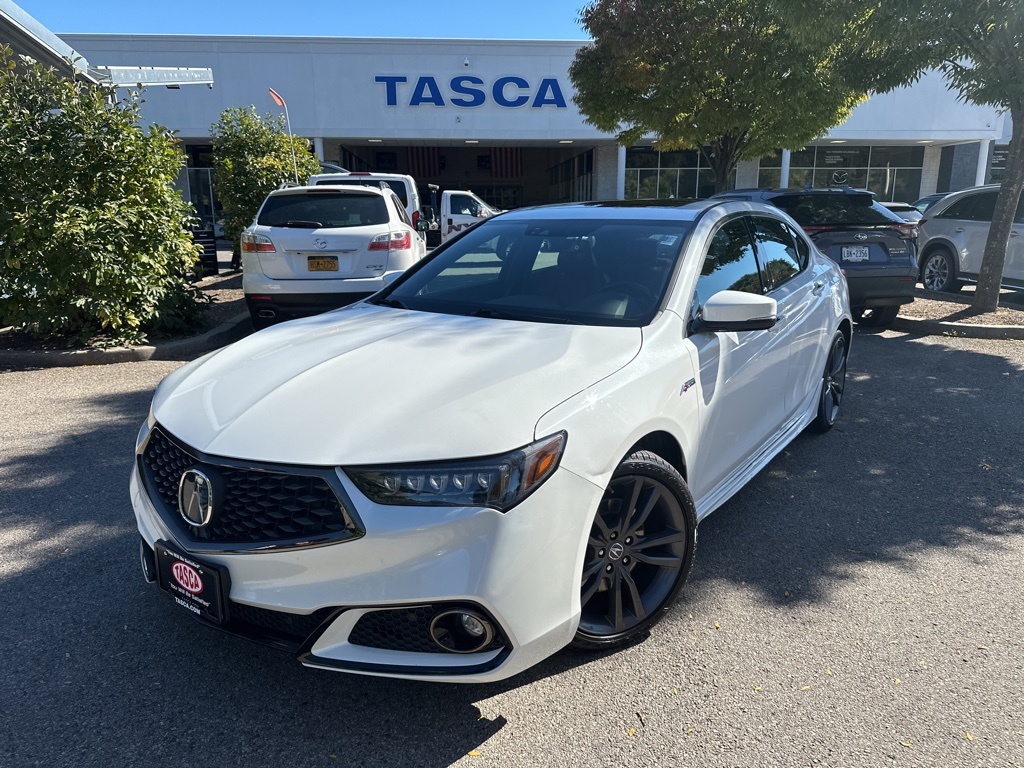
[349,605,507,654]
[226,602,338,651]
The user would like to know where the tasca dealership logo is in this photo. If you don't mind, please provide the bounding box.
[375,75,568,109]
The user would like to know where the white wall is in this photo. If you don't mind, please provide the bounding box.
[61,35,606,143]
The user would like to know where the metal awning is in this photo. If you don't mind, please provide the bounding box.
[0,0,92,79]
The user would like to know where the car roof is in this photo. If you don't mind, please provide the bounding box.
[716,187,876,200]
[268,185,389,198]
[494,199,733,222]
[312,172,414,183]
[925,184,1000,211]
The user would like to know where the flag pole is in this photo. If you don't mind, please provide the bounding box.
[269,88,299,184]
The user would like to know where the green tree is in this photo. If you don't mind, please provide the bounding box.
[0,45,204,346]
[569,0,867,194]
[774,0,1024,313]
[210,107,320,257]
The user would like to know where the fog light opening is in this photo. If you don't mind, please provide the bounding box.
[429,609,495,654]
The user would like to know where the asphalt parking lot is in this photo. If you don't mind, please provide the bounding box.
[1,329,1022,768]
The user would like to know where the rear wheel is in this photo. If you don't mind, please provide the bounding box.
[808,331,848,433]
[852,305,899,328]
[921,248,961,293]
[573,450,696,650]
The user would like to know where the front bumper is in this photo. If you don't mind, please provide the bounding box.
[130,459,604,683]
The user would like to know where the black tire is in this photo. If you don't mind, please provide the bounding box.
[572,450,696,650]
[921,248,961,293]
[852,305,899,328]
[808,331,848,434]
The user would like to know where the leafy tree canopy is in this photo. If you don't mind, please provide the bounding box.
[0,45,204,347]
[211,107,321,250]
[775,0,1024,311]
[570,0,868,192]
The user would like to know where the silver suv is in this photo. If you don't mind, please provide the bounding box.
[918,185,1024,293]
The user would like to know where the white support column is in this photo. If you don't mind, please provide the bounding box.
[976,139,991,186]
[313,137,325,161]
[780,149,792,188]
[616,145,626,200]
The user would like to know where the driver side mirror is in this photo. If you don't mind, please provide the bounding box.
[690,290,778,334]
[416,219,430,232]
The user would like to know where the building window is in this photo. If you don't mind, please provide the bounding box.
[624,147,736,199]
[758,145,926,201]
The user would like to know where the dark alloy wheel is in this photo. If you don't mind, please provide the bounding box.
[852,305,899,328]
[573,450,696,650]
[921,248,961,293]
[808,331,848,433]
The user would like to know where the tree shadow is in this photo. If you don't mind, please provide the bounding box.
[683,330,1024,611]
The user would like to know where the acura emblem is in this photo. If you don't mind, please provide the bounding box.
[608,542,625,560]
[314,238,328,250]
[178,469,214,527]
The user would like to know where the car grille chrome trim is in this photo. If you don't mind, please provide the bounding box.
[138,425,365,553]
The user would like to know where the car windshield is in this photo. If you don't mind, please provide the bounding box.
[258,191,389,228]
[375,218,692,326]
[772,193,900,226]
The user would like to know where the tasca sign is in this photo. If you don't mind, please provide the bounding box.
[375,75,568,109]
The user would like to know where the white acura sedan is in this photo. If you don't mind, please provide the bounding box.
[131,200,851,683]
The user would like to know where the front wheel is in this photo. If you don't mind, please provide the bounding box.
[572,450,696,650]
[808,331,848,433]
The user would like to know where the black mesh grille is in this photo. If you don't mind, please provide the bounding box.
[229,602,336,643]
[349,606,506,654]
[140,427,361,548]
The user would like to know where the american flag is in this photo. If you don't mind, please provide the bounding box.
[491,147,522,178]
[407,146,440,178]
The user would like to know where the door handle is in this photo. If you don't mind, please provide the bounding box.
[954,227,966,233]
[812,280,825,296]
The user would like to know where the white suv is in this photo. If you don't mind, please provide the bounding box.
[242,185,426,329]
[918,185,1024,293]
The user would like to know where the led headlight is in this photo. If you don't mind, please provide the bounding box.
[345,432,566,512]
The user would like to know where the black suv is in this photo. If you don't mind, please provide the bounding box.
[713,188,918,327]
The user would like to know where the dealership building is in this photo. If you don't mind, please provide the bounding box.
[57,33,1014,231]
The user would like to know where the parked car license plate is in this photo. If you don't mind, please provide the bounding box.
[308,256,339,272]
[841,246,870,262]
[155,541,229,624]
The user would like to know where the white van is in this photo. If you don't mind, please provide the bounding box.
[309,172,422,231]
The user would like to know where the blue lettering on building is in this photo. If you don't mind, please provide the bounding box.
[410,76,445,107]
[374,75,567,108]
[449,76,486,107]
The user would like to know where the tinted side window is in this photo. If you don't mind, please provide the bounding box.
[937,196,977,220]
[752,217,802,289]
[391,194,412,226]
[693,219,763,315]
[966,192,998,222]
[784,222,810,268]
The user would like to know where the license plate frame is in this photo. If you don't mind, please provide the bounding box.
[155,540,230,624]
[841,245,870,263]
[307,256,339,272]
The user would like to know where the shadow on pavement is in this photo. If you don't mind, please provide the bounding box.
[1,329,1022,766]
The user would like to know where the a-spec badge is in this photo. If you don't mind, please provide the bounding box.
[178,469,214,527]
[680,378,696,395]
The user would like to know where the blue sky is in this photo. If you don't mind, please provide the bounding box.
[19,0,589,39]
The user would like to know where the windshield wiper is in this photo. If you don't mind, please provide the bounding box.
[370,296,409,309]
[468,307,579,324]
[273,220,323,228]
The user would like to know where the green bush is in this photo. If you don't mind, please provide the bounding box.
[211,106,321,251]
[0,45,204,347]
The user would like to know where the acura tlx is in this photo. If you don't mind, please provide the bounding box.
[131,199,851,682]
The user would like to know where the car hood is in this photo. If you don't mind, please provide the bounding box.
[153,303,641,465]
